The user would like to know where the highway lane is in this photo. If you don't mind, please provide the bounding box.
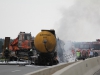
[0,65,47,75]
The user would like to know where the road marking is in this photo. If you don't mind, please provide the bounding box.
[12,70,21,72]
[25,65,41,68]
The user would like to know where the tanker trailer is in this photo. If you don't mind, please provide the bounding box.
[34,29,59,66]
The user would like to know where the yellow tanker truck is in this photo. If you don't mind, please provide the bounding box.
[34,29,58,66]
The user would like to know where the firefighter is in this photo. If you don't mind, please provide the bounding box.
[76,50,81,60]
[94,52,98,57]
[89,50,94,58]
[4,47,10,63]
[28,49,33,64]
[81,50,86,60]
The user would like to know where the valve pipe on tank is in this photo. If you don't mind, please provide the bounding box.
[43,39,50,53]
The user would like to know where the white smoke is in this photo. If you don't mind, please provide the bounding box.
[56,0,100,42]
[56,0,100,62]
[56,39,76,63]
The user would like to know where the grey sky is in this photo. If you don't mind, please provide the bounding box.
[0,0,74,39]
[57,0,100,42]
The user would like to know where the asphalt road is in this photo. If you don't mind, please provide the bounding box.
[93,69,100,75]
[0,65,47,75]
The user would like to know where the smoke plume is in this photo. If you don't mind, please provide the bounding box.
[56,0,100,42]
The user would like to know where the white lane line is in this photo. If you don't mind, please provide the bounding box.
[25,65,41,67]
[12,70,21,72]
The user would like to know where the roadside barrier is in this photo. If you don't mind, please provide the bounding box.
[53,56,100,75]
[25,62,75,75]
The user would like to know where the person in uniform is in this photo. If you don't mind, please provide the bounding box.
[4,47,10,63]
[89,50,94,58]
[28,49,33,64]
[94,52,98,57]
[76,50,81,60]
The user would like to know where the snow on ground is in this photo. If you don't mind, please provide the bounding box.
[0,61,28,64]
[25,65,44,67]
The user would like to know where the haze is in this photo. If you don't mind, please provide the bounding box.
[0,0,74,39]
[0,0,100,42]
[57,0,100,42]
